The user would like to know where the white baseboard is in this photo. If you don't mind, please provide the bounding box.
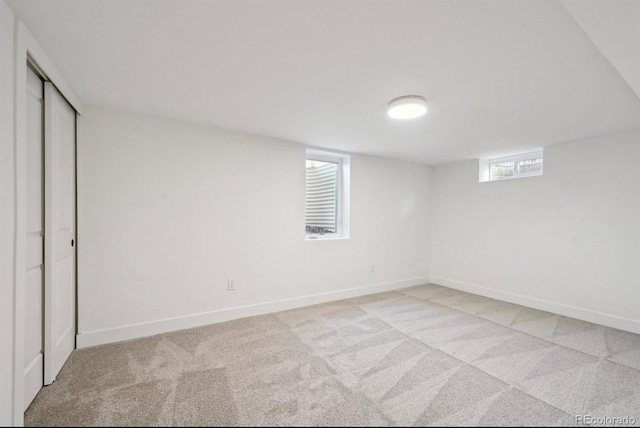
[76,276,430,348]
[430,275,640,334]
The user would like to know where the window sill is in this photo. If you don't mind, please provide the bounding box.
[305,236,350,241]
[480,172,543,183]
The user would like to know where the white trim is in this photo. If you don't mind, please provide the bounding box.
[306,151,344,164]
[76,276,431,349]
[76,116,84,336]
[17,21,83,115]
[305,236,350,241]
[12,18,27,427]
[487,150,543,165]
[430,275,640,334]
[12,19,83,427]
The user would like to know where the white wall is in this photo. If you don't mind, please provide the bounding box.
[430,129,640,332]
[0,1,15,425]
[78,107,431,345]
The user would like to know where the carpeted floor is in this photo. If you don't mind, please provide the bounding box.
[26,284,640,426]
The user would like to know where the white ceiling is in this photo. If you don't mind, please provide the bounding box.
[560,0,640,100]
[7,0,640,165]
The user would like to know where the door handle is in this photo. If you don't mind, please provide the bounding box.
[71,239,74,247]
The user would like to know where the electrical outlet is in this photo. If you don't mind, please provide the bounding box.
[228,277,237,291]
[370,264,375,273]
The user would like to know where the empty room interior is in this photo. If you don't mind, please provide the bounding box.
[1,0,640,426]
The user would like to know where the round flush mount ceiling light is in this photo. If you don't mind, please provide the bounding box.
[387,95,427,120]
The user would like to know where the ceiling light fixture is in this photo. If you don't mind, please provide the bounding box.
[387,95,427,120]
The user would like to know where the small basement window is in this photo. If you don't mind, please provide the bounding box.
[479,150,543,182]
[305,149,350,240]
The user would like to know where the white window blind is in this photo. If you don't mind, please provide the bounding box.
[482,151,543,182]
[305,159,338,234]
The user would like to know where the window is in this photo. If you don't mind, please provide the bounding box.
[479,150,543,182]
[306,149,350,239]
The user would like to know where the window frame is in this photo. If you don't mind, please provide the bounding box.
[480,150,543,182]
[305,149,350,240]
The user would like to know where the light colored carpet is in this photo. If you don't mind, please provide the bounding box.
[25,284,640,426]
